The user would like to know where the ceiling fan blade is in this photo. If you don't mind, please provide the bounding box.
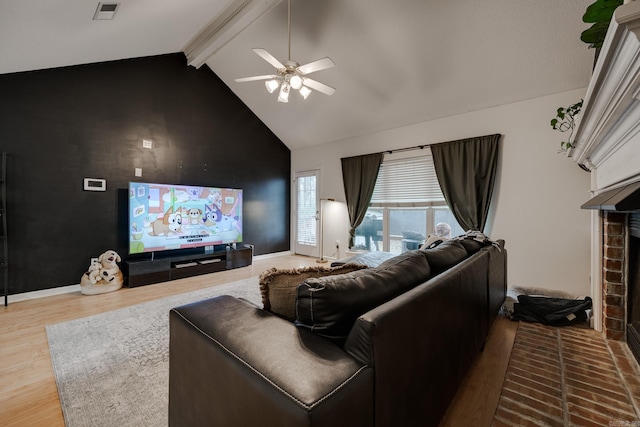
[297,57,335,75]
[235,75,278,83]
[304,78,336,96]
[252,48,285,70]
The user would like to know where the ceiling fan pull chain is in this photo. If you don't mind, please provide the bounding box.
[287,0,291,61]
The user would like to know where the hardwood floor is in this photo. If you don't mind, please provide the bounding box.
[0,254,516,426]
[440,317,518,426]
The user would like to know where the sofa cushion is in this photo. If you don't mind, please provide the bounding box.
[420,239,468,276]
[295,250,431,345]
[456,237,485,255]
[259,263,368,322]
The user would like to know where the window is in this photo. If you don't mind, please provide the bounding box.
[354,152,463,253]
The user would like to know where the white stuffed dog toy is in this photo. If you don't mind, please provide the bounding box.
[80,250,124,295]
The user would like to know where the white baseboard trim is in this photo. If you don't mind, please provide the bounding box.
[253,251,291,260]
[8,284,81,303]
[6,251,294,303]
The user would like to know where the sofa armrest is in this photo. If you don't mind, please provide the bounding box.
[169,295,373,427]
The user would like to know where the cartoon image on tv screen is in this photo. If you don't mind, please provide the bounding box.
[129,182,242,254]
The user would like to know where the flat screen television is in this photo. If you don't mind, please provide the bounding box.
[128,181,242,254]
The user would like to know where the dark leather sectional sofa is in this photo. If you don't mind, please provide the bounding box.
[168,238,507,427]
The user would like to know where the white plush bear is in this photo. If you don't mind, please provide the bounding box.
[86,258,103,284]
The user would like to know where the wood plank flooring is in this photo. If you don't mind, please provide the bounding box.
[0,254,516,426]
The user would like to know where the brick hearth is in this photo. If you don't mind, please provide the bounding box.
[493,322,640,426]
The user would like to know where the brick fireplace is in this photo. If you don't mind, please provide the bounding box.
[568,1,640,362]
[602,211,626,341]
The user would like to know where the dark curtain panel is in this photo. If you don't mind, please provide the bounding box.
[430,134,500,232]
[341,153,383,248]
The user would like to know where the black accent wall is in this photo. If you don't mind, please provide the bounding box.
[0,53,290,294]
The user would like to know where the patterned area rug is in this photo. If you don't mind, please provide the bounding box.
[46,277,261,427]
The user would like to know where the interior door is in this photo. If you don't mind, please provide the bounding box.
[294,170,320,257]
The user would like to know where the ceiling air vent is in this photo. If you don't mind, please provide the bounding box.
[93,2,120,20]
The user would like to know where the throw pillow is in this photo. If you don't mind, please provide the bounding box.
[259,263,367,322]
[295,250,432,345]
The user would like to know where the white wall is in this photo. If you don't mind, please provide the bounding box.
[291,88,592,296]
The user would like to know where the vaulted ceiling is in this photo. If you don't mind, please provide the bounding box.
[0,0,594,150]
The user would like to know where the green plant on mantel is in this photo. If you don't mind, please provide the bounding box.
[581,0,624,49]
[548,1,624,159]
[550,99,583,152]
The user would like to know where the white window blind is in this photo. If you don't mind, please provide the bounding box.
[370,153,445,205]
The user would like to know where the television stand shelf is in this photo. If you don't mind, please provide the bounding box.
[125,246,252,287]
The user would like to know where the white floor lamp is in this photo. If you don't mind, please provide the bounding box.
[316,198,335,263]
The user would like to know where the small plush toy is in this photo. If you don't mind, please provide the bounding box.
[86,258,103,284]
[80,250,124,295]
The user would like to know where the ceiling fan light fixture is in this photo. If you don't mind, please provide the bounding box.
[289,74,303,90]
[278,82,291,103]
[235,0,335,103]
[299,86,312,100]
[265,79,279,93]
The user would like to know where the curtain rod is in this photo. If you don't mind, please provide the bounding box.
[381,133,501,155]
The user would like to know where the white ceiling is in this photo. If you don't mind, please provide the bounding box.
[0,0,594,150]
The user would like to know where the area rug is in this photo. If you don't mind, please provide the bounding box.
[46,277,262,427]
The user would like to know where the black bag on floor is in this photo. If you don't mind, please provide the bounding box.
[512,295,592,326]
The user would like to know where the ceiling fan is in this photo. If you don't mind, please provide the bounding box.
[234,0,335,103]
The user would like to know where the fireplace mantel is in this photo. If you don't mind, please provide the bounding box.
[568,1,640,334]
[570,0,640,191]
